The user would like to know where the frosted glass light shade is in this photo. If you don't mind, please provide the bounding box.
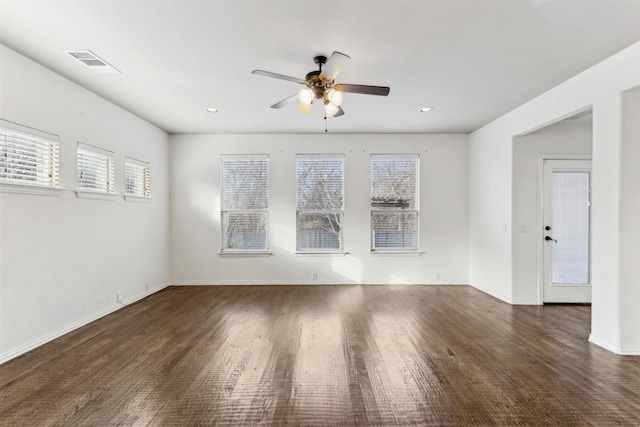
[298,88,313,105]
[324,103,339,117]
[298,103,312,114]
[328,90,344,107]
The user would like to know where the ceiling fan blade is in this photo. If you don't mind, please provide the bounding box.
[252,70,305,85]
[334,106,345,117]
[335,83,390,96]
[320,51,350,82]
[270,93,298,109]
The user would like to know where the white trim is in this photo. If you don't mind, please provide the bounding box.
[511,299,543,305]
[588,334,640,355]
[172,280,469,286]
[124,194,151,203]
[296,251,348,257]
[0,281,171,364]
[0,182,64,196]
[537,154,593,304]
[77,141,113,158]
[76,189,120,200]
[370,251,424,256]
[218,251,272,257]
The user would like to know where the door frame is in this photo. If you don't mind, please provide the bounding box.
[537,154,592,304]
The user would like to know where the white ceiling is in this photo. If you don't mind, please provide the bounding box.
[1,0,639,135]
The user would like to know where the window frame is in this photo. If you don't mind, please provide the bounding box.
[0,120,61,196]
[370,154,420,253]
[76,142,118,200]
[296,154,345,254]
[219,154,270,255]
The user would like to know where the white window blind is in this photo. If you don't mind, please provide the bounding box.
[77,143,115,193]
[371,155,419,251]
[220,155,269,252]
[125,157,151,198]
[296,155,344,252]
[0,123,59,188]
[551,171,590,284]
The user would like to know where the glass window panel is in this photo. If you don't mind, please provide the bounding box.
[296,155,344,251]
[371,155,419,250]
[220,155,269,252]
[551,171,590,284]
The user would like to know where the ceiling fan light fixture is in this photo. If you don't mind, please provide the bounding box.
[206,107,219,113]
[298,102,312,114]
[324,102,339,118]
[327,89,344,107]
[298,88,314,106]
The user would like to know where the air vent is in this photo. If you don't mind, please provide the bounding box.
[63,50,120,74]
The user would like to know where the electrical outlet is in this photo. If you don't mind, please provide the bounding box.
[312,272,317,281]
[434,272,440,280]
[117,292,123,303]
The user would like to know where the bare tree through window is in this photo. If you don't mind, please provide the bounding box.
[220,155,269,251]
[371,155,419,250]
[296,155,344,251]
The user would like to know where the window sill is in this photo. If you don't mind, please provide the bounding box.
[75,189,120,201]
[0,182,64,197]
[296,251,349,257]
[370,251,424,256]
[218,251,272,257]
[124,194,151,203]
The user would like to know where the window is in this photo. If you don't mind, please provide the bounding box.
[0,123,59,188]
[296,155,344,252]
[370,154,419,251]
[124,157,151,199]
[220,155,269,252]
[77,142,115,195]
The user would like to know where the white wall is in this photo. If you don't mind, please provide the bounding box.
[619,88,640,352]
[171,134,469,285]
[512,121,592,304]
[469,41,640,354]
[0,45,171,362]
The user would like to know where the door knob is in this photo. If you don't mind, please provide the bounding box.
[545,236,557,243]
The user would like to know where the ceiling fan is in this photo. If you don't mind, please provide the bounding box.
[252,51,390,118]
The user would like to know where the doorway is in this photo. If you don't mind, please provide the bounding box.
[542,159,592,303]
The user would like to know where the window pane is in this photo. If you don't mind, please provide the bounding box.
[77,144,115,193]
[371,211,419,249]
[220,155,269,251]
[371,156,418,209]
[552,171,590,284]
[296,212,343,250]
[221,211,268,250]
[296,155,344,251]
[296,157,344,210]
[0,125,59,187]
[125,158,151,197]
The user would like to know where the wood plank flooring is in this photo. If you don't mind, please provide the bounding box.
[1,285,639,426]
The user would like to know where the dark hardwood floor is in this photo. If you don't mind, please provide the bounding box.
[1,285,639,426]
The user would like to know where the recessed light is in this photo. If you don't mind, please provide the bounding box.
[419,107,433,112]
[206,108,219,113]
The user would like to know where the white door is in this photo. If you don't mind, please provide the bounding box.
[542,159,592,303]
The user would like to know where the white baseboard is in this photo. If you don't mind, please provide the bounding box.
[511,299,543,305]
[0,281,170,365]
[589,334,640,355]
[171,280,469,286]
